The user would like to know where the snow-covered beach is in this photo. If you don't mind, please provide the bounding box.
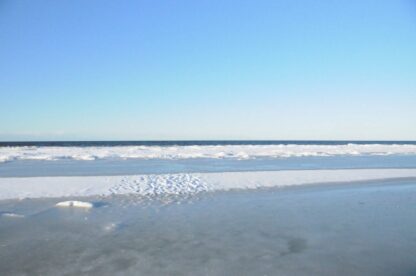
[1,143,416,275]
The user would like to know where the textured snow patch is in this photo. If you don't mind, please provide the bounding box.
[0,169,416,201]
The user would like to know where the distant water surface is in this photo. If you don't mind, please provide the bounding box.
[1,140,416,147]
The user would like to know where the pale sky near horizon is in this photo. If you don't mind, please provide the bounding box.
[1,0,415,141]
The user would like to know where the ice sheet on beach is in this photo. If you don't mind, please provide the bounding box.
[1,144,416,163]
[0,169,416,200]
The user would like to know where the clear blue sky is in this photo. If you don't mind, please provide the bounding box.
[1,0,415,141]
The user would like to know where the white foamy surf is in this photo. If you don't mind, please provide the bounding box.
[1,144,416,163]
[0,169,415,200]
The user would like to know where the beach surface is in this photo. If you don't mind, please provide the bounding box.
[1,179,416,275]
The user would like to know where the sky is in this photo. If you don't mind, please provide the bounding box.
[0,0,415,141]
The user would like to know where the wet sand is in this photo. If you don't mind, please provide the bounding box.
[1,179,416,275]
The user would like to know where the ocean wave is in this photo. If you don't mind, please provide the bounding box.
[0,144,416,162]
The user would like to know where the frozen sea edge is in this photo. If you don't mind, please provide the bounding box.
[2,144,416,163]
[1,169,416,200]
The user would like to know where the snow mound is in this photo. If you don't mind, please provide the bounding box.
[1,212,25,218]
[56,201,94,208]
